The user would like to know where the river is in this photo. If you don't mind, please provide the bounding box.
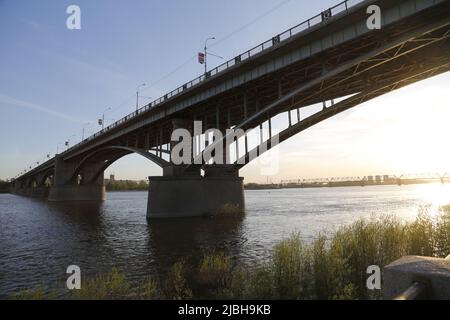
[1,183,449,297]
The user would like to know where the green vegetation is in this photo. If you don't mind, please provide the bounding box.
[105,179,148,191]
[0,179,10,193]
[198,252,232,294]
[244,183,279,190]
[11,205,450,300]
[11,287,47,300]
[164,261,193,300]
[70,267,158,300]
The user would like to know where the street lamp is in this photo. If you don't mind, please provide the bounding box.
[56,142,63,155]
[65,134,76,149]
[136,83,146,111]
[99,107,112,130]
[82,122,91,140]
[204,37,215,75]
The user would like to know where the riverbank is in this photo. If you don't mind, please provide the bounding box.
[245,179,446,190]
[11,205,450,300]
[0,180,10,193]
[105,180,148,191]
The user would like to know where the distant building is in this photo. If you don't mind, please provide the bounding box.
[104,174,115,184]
[375,175,381,184]
[383,175,396,184]
[368,176,374,183]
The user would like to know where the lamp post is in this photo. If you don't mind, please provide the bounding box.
[82,122,91,140]
[204,37,215,75]
[136,83,146,111]
[99,107,111,130]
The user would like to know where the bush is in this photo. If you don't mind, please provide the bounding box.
[136,277,159,300]
[164,261,192,300]
[271,233,313,299]
[73,268,130,300]
[198,252,231,289]
[11,286,46,300]
[0,179,10,193]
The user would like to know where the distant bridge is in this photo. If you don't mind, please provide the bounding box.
[280,173,450,187]
[12,0,450,218]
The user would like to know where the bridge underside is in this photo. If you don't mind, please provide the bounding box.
[12,0,450,218]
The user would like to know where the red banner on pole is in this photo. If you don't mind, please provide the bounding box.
[198,52,205,64]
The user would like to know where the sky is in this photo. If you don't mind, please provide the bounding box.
[1,0,449,183]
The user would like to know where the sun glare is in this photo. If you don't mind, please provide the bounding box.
[415,183,450,216]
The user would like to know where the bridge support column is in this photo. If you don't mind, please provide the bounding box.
[27,172,50,198]
[48,156,105,202]
[147,165,245,219]
[29,185,50,198]
[12,186,28,197]
[12,179,26,196]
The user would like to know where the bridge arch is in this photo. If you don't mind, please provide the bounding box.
[68,146,170,185]
[38,167,55,186]
[26,176,38,188]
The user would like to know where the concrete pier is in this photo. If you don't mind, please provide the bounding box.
[147,172,244,218]
[28,186,50,198]
[45,155,106,202]
[12,186,49,198]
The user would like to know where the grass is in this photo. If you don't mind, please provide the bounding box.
[199,252,231,288]
[73,267,131,300]
[11,286,47,300]
[164,260,192,300]
[10,205,450,300]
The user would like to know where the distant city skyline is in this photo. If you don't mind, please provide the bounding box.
[1,0,449,183]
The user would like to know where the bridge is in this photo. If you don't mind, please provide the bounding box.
[11,0,450,218]
[280,173,450,187]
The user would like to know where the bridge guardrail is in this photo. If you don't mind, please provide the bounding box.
[21,0,366,176]
[74,0,365,147]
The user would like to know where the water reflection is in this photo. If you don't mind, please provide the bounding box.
[47,201,104,226]
[413,184,450,216]
[147,215,245,277]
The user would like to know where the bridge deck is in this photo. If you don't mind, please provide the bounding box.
[16,0,450,180]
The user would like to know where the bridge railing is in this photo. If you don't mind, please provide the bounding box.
[129,0,364,121]
[26,0,366,173]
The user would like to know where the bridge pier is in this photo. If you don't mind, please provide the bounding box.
[147,165,245,219]
[29,185,50,198]
[11,177,49,198]
[48,156,105,202]
[12,186,29,197]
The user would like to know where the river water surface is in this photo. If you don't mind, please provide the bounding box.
[1,184,449,297]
